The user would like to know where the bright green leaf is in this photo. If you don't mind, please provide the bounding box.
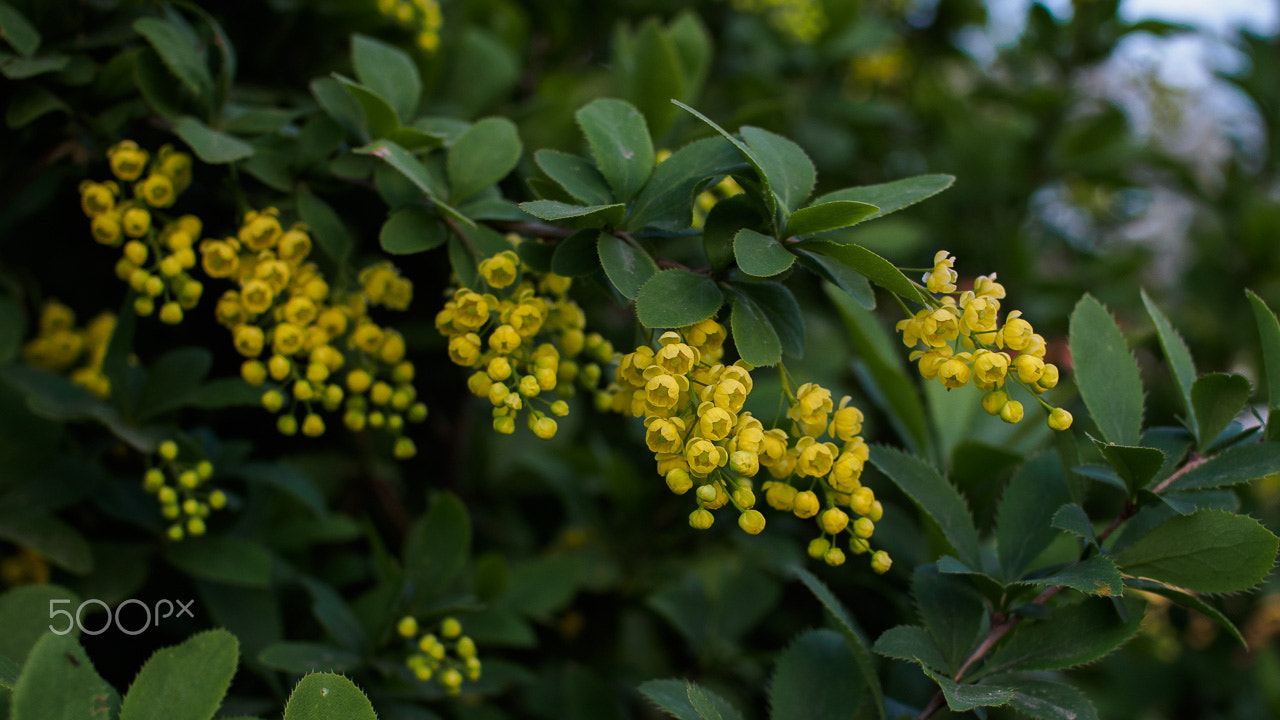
[1069,294,1144,447]
[771,629,864,720]
[519,200,626,229]
[797,241,926,304]
[1111,509,1279,593]
[283,672,377,720]
[535,150,614,206]
[598,233,658,300]
[380,206,446,255]
[784,200,879,237]
[119,629,238,720]
[1246,289,1280,441]
[0,2,40,56]
[997,452,1071,580]
[351,34,420,120]
[977,596,1144,678]
[173,116,253,163]
[447,117,522,204]
[813,174,955,224]
[733,228,793,277]
[1141,289,1197,436]
[576,98,654,202]
[871,446,981,568]
[636,270,723,329]
[1191,373,1251,452]
[11,633,117,720]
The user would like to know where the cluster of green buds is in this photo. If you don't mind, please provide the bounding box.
[143,440,226,541]
[396,615,481,695]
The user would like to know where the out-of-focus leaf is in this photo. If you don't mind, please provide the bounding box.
[1069,294,1144,447]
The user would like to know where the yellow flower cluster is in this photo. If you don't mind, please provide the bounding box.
[21,300,116,399]
[437,250,606,440]
[730,0,826,43]
[0,547,50,588]
[144,440,226,541]
[607,322,891,573]
[396,615,482,694]
[206,208,425,458]
[897,251,1073,432]
[376,0,443,52]
[80,141,202,323]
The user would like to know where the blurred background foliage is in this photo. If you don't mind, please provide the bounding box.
[2,0,1280,718]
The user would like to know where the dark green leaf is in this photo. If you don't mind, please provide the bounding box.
[334,73,400,140]
[796,250,875,309]
[672,101,780,223]
[118,629,238,720]
[0,53,67,79]
[1141,289,1197,435]
[351,34,420,120]
[792,567,886,720]
[598,233,658,300]
[812,174,955,224]
[519,200,626,229]
[637,270,723,329]
[872,625,949,674]
[0,295,21,363]
[0,513,91,574]
[404,492,472,605]
[1124,577,1246,646]
[1168,441,1280,492]
[535,150,613,206]
[136,346,211,419]
[459,198,531,222]
[498,553,582,618]
[221,105,299,134]
[914,564,985,674]
[1091,439,1165,496]
[729,281,804,359]
[977,596,1144,678]
[0,650,15,688]
[0,2,40,56]
[1191,373,1251,452]
[740,126,815,213]
[283,672,377,720]
[258,642,362,674]
[163,536,272,587]
[733,228,793,277]
[924,669,1013,712]
[628,136,743,231]
[870,446,981,568]
[1069,294,1144,447]
[1051,504,1098,548]
[797,241,926,304]
[771,629,863,720]
[991,674,1099,720]
[381,206,446,255]
[11,633,117,720]
[6,83,67,128]
[686,683,732,720]
[667,11,711,100]
[1111,508,1279,593]
[180,378,260,411]
[784,200,879,237]
[438,27,519,116]
[575,98,654,202]
[1246,289,1280,441]
[447,117,522,204]
[173,116,253,163]
[0,584,81,663]
[310,77,365,139]
[638,679,745,720]
[234,461,326,517]
[133,17,211,101]
[300,576,368,653]
[551,230,602,277]
[616,19,684,139]
[997,452,1071,581]
[296,184,353,264]
[1015,555,1123,596]
[702,194,760,273]
[357,140,469,226]
[729,290,781,367]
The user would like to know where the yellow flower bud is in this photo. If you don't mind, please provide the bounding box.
[1000,400,1024,424]
[301,413,325,437]
[792,490,820,519]
[397,616,419,638]
[1048,407,1073,431]
[159,302,183,325]
[689,508,715,530]
[870,550,892,574]
[820,507,849,535]
[441,617,462,639]
[738,509,766,535]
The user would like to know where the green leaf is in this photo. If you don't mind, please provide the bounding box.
[1051,504,1098,548]
[977,596,1144,678]
[163,536,272,587]
[1111,508,1279,593]
[380,206,446,255]
[1091,439,1165,496]
[686,684,731,720]
[1141,289,1197,435]
[234,461,326,517]
[0,584,80,664]
[519,200,626,229]
[702,194,759,273]
[0,651,16,688]
[0,53,67,79]
[310,77,365,139]
[1246,289,1280,441]
[792,567,886,720]
[796,250,875,309]
[740,126,816,214]
[551,230,602,278]
[333,74,399,140]
[0,512,92,574]
[439,27,519,116]
[356,139,471,227]
[997,452,1071,580]
[636,270,723,329]
[733,229,793,277]
[11,633,117,720]
[1191,373,1251,452]
[812,174,955,225]
[797,241,926,304]
[535,150,614,206]
[1069,294,1144,447]
[1015,555,1123,596]
[575,98,654,203]
[784,200,879,238]
[728,290,781,367]
[0,2,40,56]
[133,17,212,102]
[258,643,361,674]
[673,101,781,223]
[351,34,420,120]
[728,281,804,360]
[300,577,368,653]
[616,19,685,139]
[296,184,354,264]
[771,629,864,720]
[870,446,981,568]
[173,116,254,163]
[7,83,68,128]
[283,672,377,720]
[638,679,745,720]
[924,669,1014,712]
[119,629,238,720]
[0,295,21,364]
[1167,441,1280,492]
[627,135,743,231]
[1125,577,1246,647]
[914,564,985,674]
[136,346,212,419]
[447,117,522,204]
[598,233,658,300]
[404,492,472,606]
[872,625,949,673]
[992,674,1099,720]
